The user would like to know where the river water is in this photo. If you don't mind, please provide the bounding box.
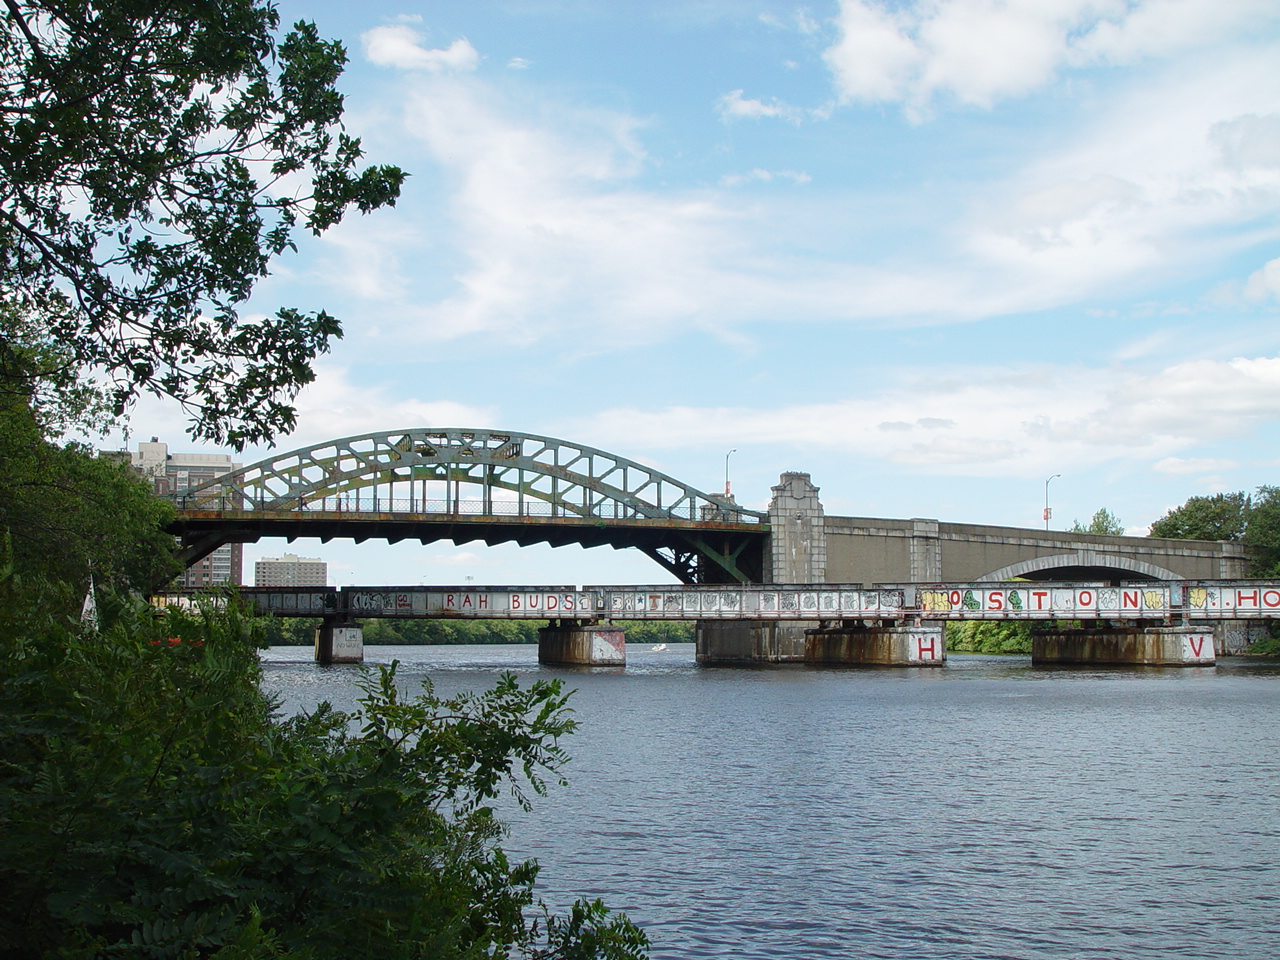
[261,645,1280,959]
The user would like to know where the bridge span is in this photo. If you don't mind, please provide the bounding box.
[170,427,1249,588]
[208,578,1279,670]
[172,428,766,584]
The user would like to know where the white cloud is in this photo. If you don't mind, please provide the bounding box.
[106,364,499,463]
[320,32,1278,346]
[716,89,805,123]
[570,354,1280,478]
[966,53,1280,298]
[1244,257,1280,303]
[362,26,479,72]
[508,56,532,69]
[281,364,497,452]
[823,0,1280,114]
[1154,457,1242,475]
[720,168,812,187]
[331,76,1083,341]
[312,218,419,303]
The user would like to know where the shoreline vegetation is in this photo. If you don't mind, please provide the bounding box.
[1,2,648,955]
[261,616,696,646]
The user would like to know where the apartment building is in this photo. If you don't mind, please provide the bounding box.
[254,553,328,587]
[130,438,243,588]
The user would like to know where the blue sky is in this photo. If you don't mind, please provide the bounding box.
[113,0,1280,587]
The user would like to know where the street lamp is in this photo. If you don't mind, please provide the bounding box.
[725,449,737,498]
[1045,474,1061,529]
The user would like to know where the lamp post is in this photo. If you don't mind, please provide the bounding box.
[1045,474,1060,530]
[725,449,737,498]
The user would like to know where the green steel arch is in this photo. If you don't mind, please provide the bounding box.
[175,428,768,583]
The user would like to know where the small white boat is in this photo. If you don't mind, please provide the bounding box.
[651,643,668,651]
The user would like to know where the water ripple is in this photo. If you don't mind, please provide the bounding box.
[262,647,1280,959]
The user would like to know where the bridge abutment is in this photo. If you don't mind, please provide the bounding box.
[315,618,363,665]
[1031,625,1215,666]
[805,622,946,666]
[538,620,626,666]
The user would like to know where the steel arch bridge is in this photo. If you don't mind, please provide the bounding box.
[172,428,769,584]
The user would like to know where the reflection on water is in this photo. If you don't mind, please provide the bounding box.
[261,645,1280,960]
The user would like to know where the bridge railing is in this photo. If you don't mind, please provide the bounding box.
[170,491,760,523]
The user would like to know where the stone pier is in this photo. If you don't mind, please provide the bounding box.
[538,620,626,666]
[314,619,364,664]
[805,622,946,666]
[1032,625,1215,666]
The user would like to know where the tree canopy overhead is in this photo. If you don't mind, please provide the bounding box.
[0,0,405,447]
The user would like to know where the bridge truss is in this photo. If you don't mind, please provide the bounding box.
[173,428,769,583]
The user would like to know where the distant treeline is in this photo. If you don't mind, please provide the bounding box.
[261,616,696,646]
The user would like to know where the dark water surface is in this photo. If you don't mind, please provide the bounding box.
[261,645,1280,959]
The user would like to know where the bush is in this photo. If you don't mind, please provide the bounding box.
[0,588,648,959]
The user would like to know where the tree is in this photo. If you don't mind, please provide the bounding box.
[1148,492,1249,542]
[1245,485,1280,577]
[0,1,405,447]
[1149,487,1280,579]
[1071,508,1125,535]
[0,593,650,959]
[0,346,179,605]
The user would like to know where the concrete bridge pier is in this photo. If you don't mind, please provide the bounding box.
[538,619,626,666]
[1213,619,1272,655]
[315,618,364,665]
[1032,624,1215,666]
[805,621,946,666]
[695,620,810,664]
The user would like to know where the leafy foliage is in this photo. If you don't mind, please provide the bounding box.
[1244,485,1280,577]
[0,1,405,446]
[0,367,179,605]
[946,620,1032,655]
[1070,507,1125,535]
[0,592,650,960]
[1149,486,1280,577]
[1148,492,1249,542]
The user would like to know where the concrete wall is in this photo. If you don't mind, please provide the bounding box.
[766,472,826,583]
[821,514,1248,585]
[1032,626,1215,666]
